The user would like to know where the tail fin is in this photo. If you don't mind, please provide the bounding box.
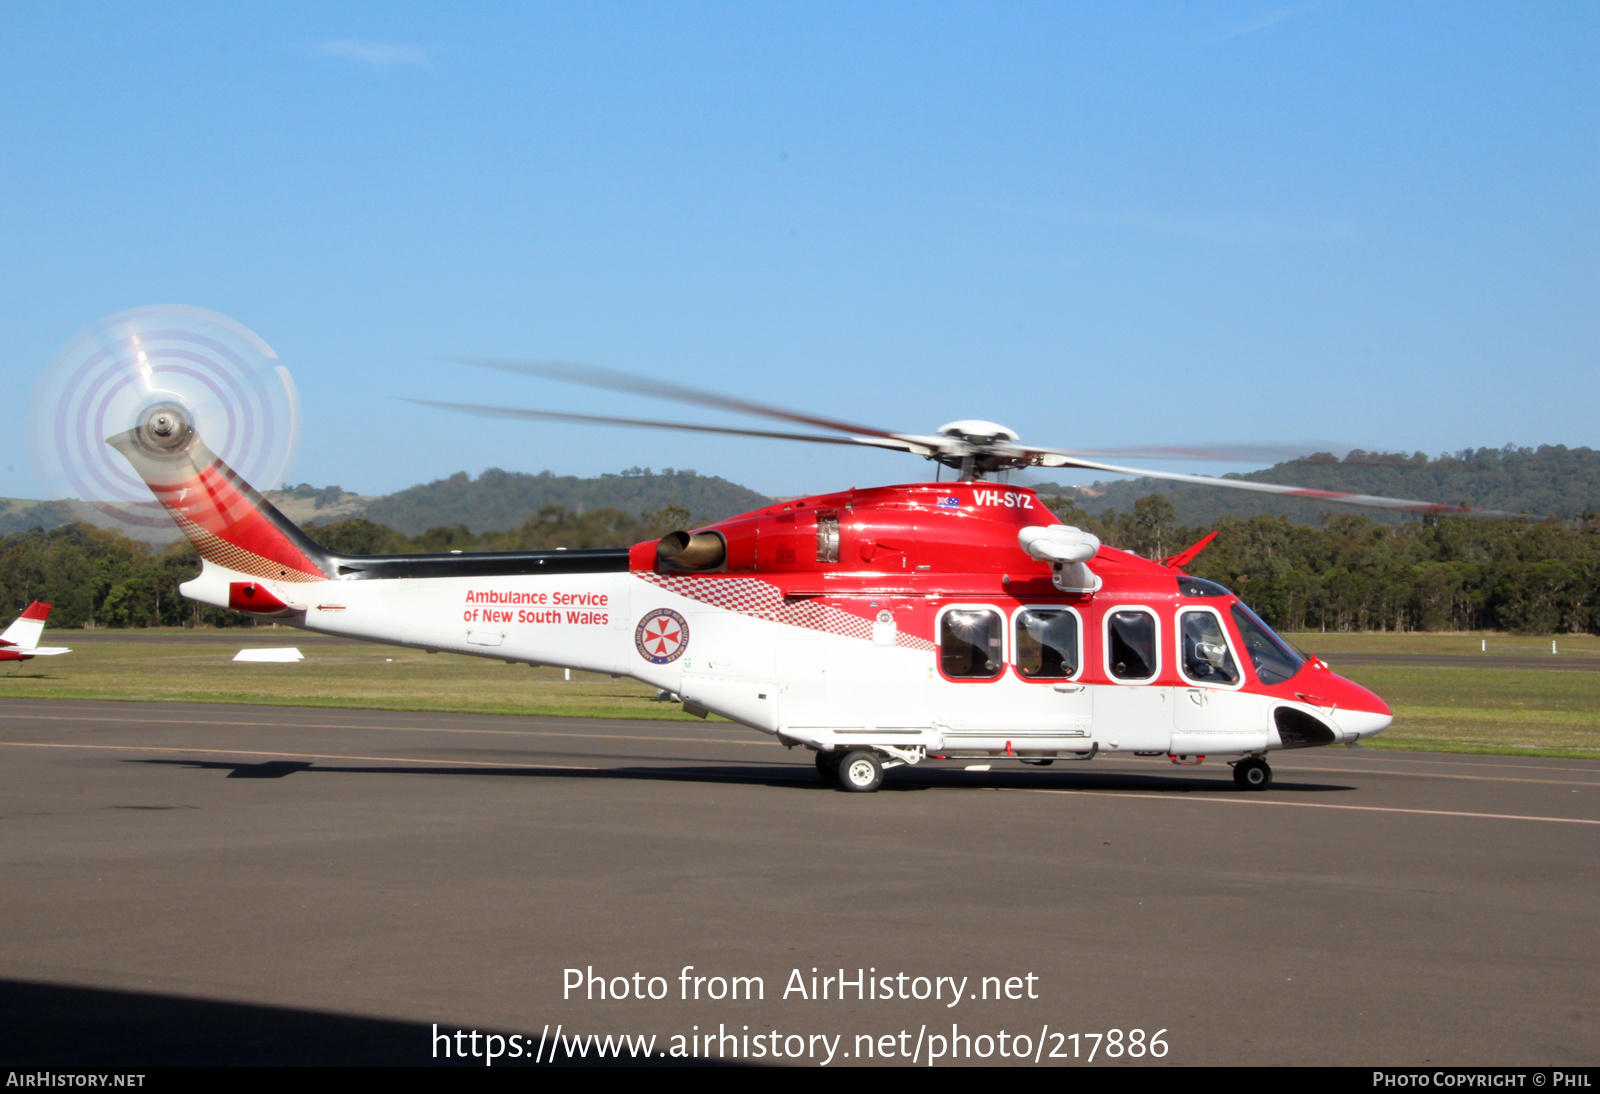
[0,601,51,650]
[107,405,332,583]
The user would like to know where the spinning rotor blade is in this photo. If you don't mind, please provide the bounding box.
[1023,451,1514,518]
[31,305,301,542]
[1047,442,1349,464]
[432,356,1499,517]
[409,400,886,448]
[441,356,916,445]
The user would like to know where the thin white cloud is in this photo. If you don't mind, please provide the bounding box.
[313,40,434,69]
[1220,9,1298,40]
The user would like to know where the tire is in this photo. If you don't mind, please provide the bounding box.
[814,750,842,779]
[837,750,884,793]
[1233,758,1272,791]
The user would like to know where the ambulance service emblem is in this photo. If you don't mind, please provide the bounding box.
[635,608,690,664]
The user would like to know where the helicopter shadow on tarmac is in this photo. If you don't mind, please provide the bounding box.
[0,978,723,1068]
[130,757,1357,795]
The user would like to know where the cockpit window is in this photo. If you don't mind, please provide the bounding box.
[1015,609,1079,679]
[1179,609,1240,685]
[1107,610,1157,681]
[1229,603,1304,685]
[941,609,1004,679]
[1176,576,1232,598]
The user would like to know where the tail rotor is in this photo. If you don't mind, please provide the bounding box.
[29,305,302,542]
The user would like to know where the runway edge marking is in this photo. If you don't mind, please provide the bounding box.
[1012,788,1600,826]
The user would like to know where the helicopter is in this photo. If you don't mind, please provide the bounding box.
[93,352,1516,794]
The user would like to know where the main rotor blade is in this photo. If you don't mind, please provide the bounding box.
[428,357,1482,514]
[409,399,925,452]
[1025,450,1516,517]
[1050,442,1349,464]
[439,356,918,445]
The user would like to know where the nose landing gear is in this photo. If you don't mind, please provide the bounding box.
[1232,757,1273,791]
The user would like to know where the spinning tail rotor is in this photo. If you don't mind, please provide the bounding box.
[30,305,302,542]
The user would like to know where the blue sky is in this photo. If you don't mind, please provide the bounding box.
[3,2,1596,500]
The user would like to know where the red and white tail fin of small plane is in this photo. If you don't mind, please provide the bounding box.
[0,601,72,660]
[107,405,333,616]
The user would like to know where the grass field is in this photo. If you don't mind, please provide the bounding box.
[1289,631,1600,657]
[0,634,697,721]
[0,629,1595,760]
[1290,632,1600,758]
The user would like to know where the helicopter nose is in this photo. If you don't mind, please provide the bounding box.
[1331,679,1392,740]
[1338,707,1394,740]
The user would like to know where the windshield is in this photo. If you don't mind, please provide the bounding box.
[1228,602,1304,685]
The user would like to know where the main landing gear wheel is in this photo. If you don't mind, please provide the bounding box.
[1233,757,1273,791]
[814,750,842,780]
[837,750,884,793]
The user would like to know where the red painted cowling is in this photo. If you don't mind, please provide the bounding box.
[635,480,1171,591]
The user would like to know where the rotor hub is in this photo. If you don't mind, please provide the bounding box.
[937,419,1020,445]
[134,402,196,455]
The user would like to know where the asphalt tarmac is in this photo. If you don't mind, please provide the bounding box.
[0,698,1595,1067]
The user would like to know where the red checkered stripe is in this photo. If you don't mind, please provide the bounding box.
[640,573,935,652]
[169,510,325,583]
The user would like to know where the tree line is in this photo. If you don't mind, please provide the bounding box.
[1,498,1596,634]
[0,505,698,630]
[1044,494,1600,634]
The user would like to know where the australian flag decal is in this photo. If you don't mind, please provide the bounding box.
[936,496,960,510]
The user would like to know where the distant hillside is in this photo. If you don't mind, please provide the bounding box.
[8,445,1593,538]
[0,497,80,536]
[0,466,772,539]
[358,466,771,535]
[1038,445,1600,525]
[264,484,377,526]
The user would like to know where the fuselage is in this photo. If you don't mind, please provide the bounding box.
[176,478,1392,763]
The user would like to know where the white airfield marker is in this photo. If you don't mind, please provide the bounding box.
[233,648,304,663]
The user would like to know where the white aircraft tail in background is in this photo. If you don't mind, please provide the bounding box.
[0,602,73,662]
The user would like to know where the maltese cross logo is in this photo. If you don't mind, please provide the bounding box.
[635,608,690,664]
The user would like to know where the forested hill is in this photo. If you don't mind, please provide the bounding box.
[0,466,773,539]
[1041,445,1600,525]
[7,445,1597,538]
[360,466,771,535]
[0,498,79,536]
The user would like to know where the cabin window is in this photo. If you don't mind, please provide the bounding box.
[1178,608,1240,686]
[1106,610,1157,681]
[1229,603,1304,685]
[1015,609,1080,679]
[940,609,1004,679]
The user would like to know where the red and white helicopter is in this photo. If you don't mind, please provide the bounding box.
[0,601,72,665]
[106,359,1495,793]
